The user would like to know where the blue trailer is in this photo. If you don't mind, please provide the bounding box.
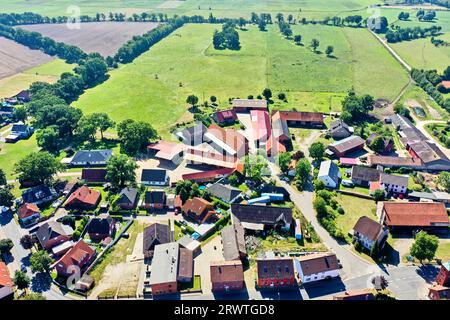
[247,196,271,205]
[261,193,284,201]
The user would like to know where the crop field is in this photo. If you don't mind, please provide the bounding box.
[20,22,160,57]
[74,24,408,138]
[0,37,55,80]
[0,59,74,98]
[0,0,383,18]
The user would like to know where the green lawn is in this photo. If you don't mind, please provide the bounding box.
[0,134,40,179]
[335,194,377,235]
[75,23,408,138]
[398,85,449,121]
[0,59,74,98]
[436,242,450,261]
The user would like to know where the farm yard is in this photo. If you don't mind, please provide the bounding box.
[19,22,161,57]
[0,37,55,80]
[74,23,409,138]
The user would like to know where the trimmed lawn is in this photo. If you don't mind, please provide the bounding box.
[75,24,408,138]
[335,194,377,235]
[436,242,450,261]
[0,134,40,179]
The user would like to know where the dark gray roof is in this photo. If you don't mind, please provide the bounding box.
[117,187,138,205]
[141,169,167,183]
[207,183,241,203]
[0,286,14,300]
[22,185,56,203]
[380,173,408,187]
[71,149,112,164]
[408,191,436,200]
[177,123,207,145]
[221,223,246,261]
[231,204,293,226]
[144,190,166,204]
[36,221,74,247]
[11,124,29,133]
[87,218,113,235]
[143,223,171,252]
[351,166,381,182]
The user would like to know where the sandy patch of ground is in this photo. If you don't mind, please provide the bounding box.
[19,22,160,57]
[193,236,224,294]
[406,99,442,120]
[0,37,54,80]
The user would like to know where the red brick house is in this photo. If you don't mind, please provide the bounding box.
[36,221,74,251]
[55,240,96,277]
[65,185,101,210]
[213,109,238,125]
[141,191,166,210]
[256,258,296,289]
[436,262,450,287]
[0,262,14,300]
[182,197,219,225]
[428,284,450,300]
[210,260,245,292]
[181,168,236,184]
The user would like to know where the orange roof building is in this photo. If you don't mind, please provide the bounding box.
[380,202,449,228]
[65,185,101,210]
[55,240,96,277]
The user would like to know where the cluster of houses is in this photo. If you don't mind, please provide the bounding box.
[0,90,30,119]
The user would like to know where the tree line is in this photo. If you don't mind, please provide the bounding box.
[386,25,442,43]
[411,67,450,112]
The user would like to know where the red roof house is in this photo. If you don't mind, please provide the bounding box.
[440,81,450,90]
[65,185,101,210]
[0,262,13,288]
[182,197,219,224]
[181,168,236,183]
[213,109,238,124]
[381,202,449,228]
[17,203,41,224]
[251,110,271,148]
[210,260,245,292]
[55,240,96,277]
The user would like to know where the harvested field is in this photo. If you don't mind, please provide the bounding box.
[0,37,54,80]
[19,22,160,57]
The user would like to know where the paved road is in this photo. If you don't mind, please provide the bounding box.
[0,211,29,274]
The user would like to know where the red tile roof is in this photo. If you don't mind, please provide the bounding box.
[382,202,449,227]
[182,168,236,181]
[210,260,244,283]
[441,81,450,89]
[215,109,238,123]
[56,240,95,273]
[276,110,324,123]
[66,185,101,207]
[0,262,13,287]
[251,110,271,141]
[18,203,40,220]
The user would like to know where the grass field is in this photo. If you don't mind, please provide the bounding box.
[0,0,384,18]
[0,59,74,98]
[0,135,40,179]
[335,194,378,235]
[74,24,408,138]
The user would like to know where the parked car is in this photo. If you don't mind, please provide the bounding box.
[341,179,354,187]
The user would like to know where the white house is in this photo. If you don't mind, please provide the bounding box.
[318,160,341,189]
[295,252,340,284]
[379,173,408,195]
[352,216,389,251]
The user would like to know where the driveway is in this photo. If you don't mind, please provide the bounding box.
[193,236,224,294]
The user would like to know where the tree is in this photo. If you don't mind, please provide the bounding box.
[20,234,36,250]
[117,119,158,156]
[0,168,6,186]
[30,250,53,273]
[13,106,27,123]
[36,125,60,152]
[311,39,320,52]
[76,57,108,86]
[278,152,292,174]
[325,45,334,56]
[370,135,387,154]
[0,238,14,254]
[210,96,217,104]
[0,186,14,208]
[372,189,385,202]
[295,158,311,190]
[437,172,450,192]
[410,231,439,263]
[243,155,269,182]
[294,34,302,45]
[90,113,115,139]
[371,275,389,290]
[175,180,199,203]
[14,151,64,185]
[308,142,325,161]
[13,270,30,291]
[258,19,267,31]
[106,154,138,189]
[262,88,272,101]
[314,196,328,216]
[186,95,199,108]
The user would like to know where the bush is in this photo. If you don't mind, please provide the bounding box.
[337,207,345,214]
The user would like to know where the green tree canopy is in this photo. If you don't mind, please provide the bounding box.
[117,119,158,156]
[106,154,138,189]
[410,231,439,263]
[14,151,64,185]
[308,142,325,161]
[0,238,14,254]
[13,270,31,291]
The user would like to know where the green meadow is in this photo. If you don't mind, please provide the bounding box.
[74,23,409,138]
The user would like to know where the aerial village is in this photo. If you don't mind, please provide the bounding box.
[1,92,450,301]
